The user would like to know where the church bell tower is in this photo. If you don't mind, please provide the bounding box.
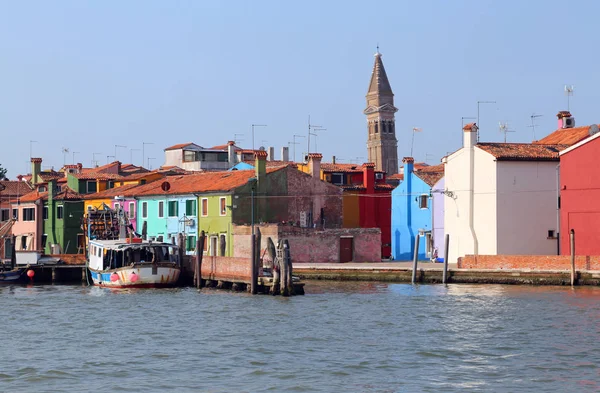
[364,50,398,175]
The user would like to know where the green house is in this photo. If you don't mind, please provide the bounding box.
[43,180,85,254]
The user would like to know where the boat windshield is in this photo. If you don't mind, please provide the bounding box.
[102,245,179,270]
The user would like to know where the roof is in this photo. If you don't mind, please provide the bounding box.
[19,187,82,202]
[413,164,444,187]
[367,52,393,95]
[534,125,597,145]
[164,142,202,151]
[560,129,600,156]
[210,143,242,151]
[84,183,146,200]
[476,143,568,161]
[71,172,124,181]
[134,168,284,197]
[241,160,296,169]
[387,173,404,181]
[320,163,365,173]
[0,181,33,197]
[38,171,63,182]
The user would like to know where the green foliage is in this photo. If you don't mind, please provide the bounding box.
[0,164,7,180]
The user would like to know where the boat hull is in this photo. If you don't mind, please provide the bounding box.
[89,265,180,288]
[0,269,24,283]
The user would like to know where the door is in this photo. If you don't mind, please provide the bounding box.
[339,237,353,263]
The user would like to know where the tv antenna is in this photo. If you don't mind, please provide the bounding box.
[61,147,70,165]
[498,122,515,143]
[528,113,543,140]
[410,127,422,157]
[234,133,244,144]
[564,85,574,111]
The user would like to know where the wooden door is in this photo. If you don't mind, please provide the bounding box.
[339,237,353,263]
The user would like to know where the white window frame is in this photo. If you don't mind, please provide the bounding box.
[219,197,227,216]
[201,198,208,217]
[114,202,120,211]
[129,202,135,219]
[141,201,148,219]
[418,194,429,209]
[158,200,165,218]
[57,205,64,220]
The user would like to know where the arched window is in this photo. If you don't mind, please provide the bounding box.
[374,122,379,133]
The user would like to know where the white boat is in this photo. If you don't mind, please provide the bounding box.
[88,239,181,288]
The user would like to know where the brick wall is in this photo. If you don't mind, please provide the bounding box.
[459,254,600,271]
[232,223,381,263]
[200,256,252,283]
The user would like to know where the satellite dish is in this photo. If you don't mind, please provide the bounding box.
[590,124,599,135]
[161,181,171,192]
[259,146,266,151]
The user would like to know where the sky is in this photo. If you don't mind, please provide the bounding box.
[1,0,599,178]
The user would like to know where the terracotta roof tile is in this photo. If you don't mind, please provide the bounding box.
[387,173,404,181]
[477,143,568,161]
[534,125,597,145]
[320,163,363,173]
[71,172,124,181]
[242,160,296,168]
[84,183,146,200]
[18,187,82,202]
[0,181,33,196]
[211,143,242,151]
[164,142,201,151]
[414,164,444,187]
[19,191,46,203]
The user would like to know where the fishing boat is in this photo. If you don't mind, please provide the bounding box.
[84,203,181,288]
[0,267,25,283]
[88,238,181,288]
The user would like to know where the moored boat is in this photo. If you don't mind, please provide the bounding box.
[88,239,181,288]
[0,268,25,283]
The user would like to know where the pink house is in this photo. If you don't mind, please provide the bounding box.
[11,191,44,251]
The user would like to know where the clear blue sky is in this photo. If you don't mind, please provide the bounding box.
[1,0,599,177]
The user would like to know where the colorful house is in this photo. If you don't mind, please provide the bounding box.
[558,123,600,255]
[297,154,393,258]
[391,157,444,261]
[443,120,586,263]
[0,180,33,259]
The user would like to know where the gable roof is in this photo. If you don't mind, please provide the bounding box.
[164,142,202,151]
[0,181,33,197]
[476,143,568,161]
[413,164,444,187]
[559,129,600,156]
[19,186,82,202]
[83,183,146,200]
[534,125,597,145]
[320,163,364,173]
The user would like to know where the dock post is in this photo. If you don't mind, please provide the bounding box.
[250,233,257,294]
[442,234,449,284]
[412,235,420,284]
[52,267,56,283]
[82,267,87,283]
[570,229,576,286]
[196,231,205,289]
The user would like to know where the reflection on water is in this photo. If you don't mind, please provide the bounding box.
[2,282,600,392]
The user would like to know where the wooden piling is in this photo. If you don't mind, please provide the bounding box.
[196,230,205,289]
[82,267,87,283]
[250,233,257,294]
[442,234,449,284]
[411,235,420,284]
[570,229,576,286]
[52,267,56,283]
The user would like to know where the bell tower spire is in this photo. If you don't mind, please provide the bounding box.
[364,49,398,175]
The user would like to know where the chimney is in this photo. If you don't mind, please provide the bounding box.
[31,157,42,185]
[463,123,478,148]
[362,162,375,194]
[17,175,23,182]
[268,147,275,161]
[227,141,236,167]
[77,163,83,173]
[307,153,322,179]
[254,150,268,192]
[557,111,575,129]
[402,157,414,177]
[281,146,289,162]
[332,155,336,164]
[48,179,56,203]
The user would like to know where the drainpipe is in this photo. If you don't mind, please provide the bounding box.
[463,123,479,255]
[556,163,560,255]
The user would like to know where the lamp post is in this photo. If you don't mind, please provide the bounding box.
[251,124,267,151]
[248,177,258,294]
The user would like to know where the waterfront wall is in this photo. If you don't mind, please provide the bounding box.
[458,254,600,271]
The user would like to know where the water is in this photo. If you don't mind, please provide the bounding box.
[1,282,600,393]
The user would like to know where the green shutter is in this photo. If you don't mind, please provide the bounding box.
[168,201,178,217]
[186,200,196,216]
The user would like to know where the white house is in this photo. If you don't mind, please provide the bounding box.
[443,122,569,263]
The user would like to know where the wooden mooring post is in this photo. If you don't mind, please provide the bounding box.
[442,234,449,284]
[570,229,576,286]
[411,235,420,284]
[250,232,257,294]
[195,231,205,289]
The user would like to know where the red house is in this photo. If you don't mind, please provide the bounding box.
[559,124,600,255]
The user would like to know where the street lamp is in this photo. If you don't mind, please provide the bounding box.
[251,124,267,151]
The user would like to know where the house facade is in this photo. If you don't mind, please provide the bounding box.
[0,180,33,259]
[558,126,600,255]
[391,158,444,261]
[444,123,571,263]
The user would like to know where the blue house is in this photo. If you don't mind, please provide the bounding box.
[391,157,444,261]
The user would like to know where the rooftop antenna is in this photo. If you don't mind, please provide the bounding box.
[292,134,305,162]
[72,151,80,165]
[498,122,515,143]
[564,85,574,111]
[61,147,70,166]
[410,127,422,157]
[477,100,497,143]
[234,134,244,144]
[528,113,543,140]
[307,115,323,155]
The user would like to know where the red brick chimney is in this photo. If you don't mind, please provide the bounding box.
[362,162,375,194]
[307,153,322,179]
[362,162,376,228]
[254,150,268,192]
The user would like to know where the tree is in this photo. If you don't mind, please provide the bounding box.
[0,164,7,180]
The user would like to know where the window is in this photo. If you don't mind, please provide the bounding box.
[87,205,93,212]
[375,173,384,180]
[0,209,8,221]
[86,181,97,193]
[203,237,208,252]
[186,200,196,216]
[168,201,178,217]
[374,122,379,133]
[12,208,18,220]
[201,198,208,217]
[23,208,35,221]
[418,195,428,209]
[57,205,64,219]
[158,201,164,218]
[142,202,148,219]
[220,197,227,216]
[41,234,48,248]
[21,236,27,250]
[186,235,196,252]
[114,202,120,211]
[107,181,114,189]
[37,186,46,192]
[43,206,48,220]
[548,230,556,239]
[183,150,197,162]
[129,202,135,219]
[331,173,344,185]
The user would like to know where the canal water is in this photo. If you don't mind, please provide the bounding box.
[1,281,599,393]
